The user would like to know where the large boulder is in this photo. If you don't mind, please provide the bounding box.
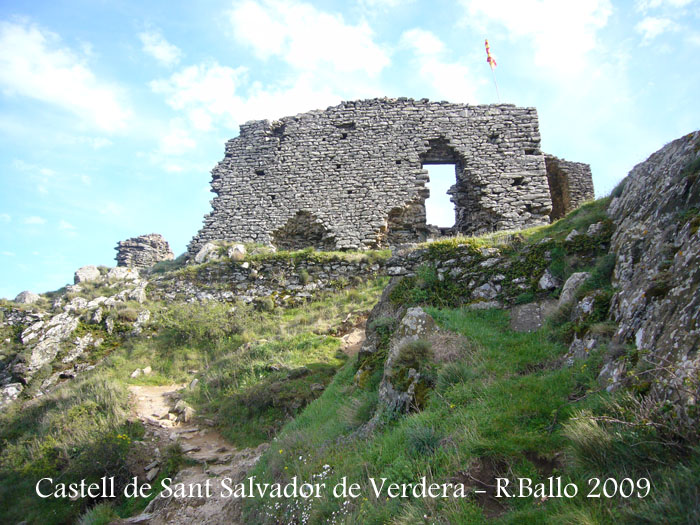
[558,272,591,307]
[509,300,557,332]
[14,291,40,304]
[107,267,140,280]
[227,244,246,261]
[194,242,220,264]
[115,233,174,269]
[74,265,101,284]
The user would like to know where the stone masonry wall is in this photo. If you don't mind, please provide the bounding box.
[545,155,595,220]
[116,233,174,269]
[189,98,594,255]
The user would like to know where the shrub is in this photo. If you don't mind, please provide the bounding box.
[436,360,478,392]
[157,302,242,347]
[395,339,433,370]
[77,503,118,525]
[150,253,188,274]
[298,268,311,285]
[116,307,139,323]
[406,421,442,456]
[624,450,700,524]
[610,177,627,198]
[255,296,275,312]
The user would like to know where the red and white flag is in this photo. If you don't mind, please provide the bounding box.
[485,39,497,69]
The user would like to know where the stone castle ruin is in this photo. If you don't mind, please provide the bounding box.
[188,98,593,255]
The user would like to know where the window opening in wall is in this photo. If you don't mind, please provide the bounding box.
[424,164,457,227]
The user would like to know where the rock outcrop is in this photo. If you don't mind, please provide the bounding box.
[116,233,174,269]
[14,291,40,304]
[604,131,700,405]
[74,265,101,284]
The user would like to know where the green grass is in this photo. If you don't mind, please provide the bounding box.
[242,302,697,524]
[241,307,608,523]
[0,373,139,524]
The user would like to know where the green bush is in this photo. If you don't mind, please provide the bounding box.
[297,268,311,285]
[394,339,433,370]
[157,301,242,347]
[77,503,118,525]
[150,253,188,274]
[406,421,442,456]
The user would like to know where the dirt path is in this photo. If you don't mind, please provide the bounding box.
[115,385,267,524]
[128,384,236,466]
[341,326,366,356]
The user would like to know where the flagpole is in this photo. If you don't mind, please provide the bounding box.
[490,66,501,103]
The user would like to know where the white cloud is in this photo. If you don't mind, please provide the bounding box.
[151,3,390,132]
[635,16,678,41]
[460,0,612,76]
[24,216,46,225]
[81,175,92,185]
[229,0,390,75]
[399,29,480,103]
[58,219,75,230]
[98,201,126,218]
[159,120,197,154]
[139,30,182,67]
[0,213,10,222]
[0,20,131,131]
[1,251,16,257]
[151,63,247,131]
[13,159,56,194]
[85,137,112,149]
[357,0,412,12]
[636,0,694,12]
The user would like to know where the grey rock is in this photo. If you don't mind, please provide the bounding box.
[605,130,700,400]
[510,303,545,332]
[558,272,591,307]
[90,307,103,324]
[472,282,499,300]
[14,291,40,304]
[74,265,101,284]
[227,244,246,261]
[194,242,220,264]
[586,222,603,236]
[107,266,140,280]
[538,269,559,290]
[565,229,580,242]
[0,383,23,409]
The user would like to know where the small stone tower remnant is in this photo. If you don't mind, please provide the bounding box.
[116,233,174,268]
[545,155,595,220]
[188,98,594,255]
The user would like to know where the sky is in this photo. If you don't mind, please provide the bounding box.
[1,0,699,299]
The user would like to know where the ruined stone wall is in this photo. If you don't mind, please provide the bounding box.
[545,155,595,220]
[116,233,174,268]
[188,98,556,255]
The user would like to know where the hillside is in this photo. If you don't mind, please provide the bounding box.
[0,131,698,524]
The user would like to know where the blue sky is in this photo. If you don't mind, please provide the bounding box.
[1,0,699,299]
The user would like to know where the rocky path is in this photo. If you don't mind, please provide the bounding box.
[115,384,268,524]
